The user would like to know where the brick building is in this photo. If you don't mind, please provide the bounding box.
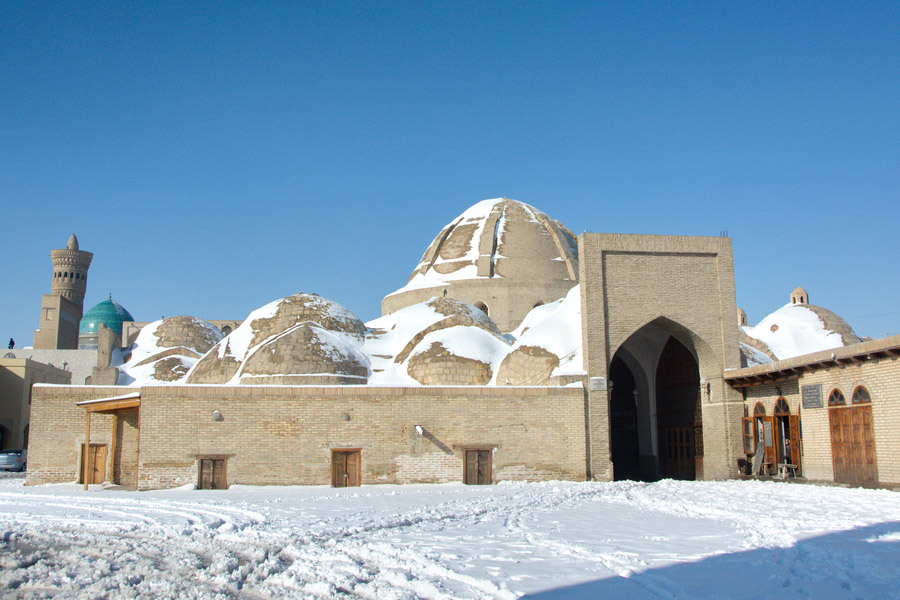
[22,198,899,490]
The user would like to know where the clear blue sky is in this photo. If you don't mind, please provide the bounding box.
[3,2,899,348]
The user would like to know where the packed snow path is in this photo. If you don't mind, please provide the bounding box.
[0,476,898,599]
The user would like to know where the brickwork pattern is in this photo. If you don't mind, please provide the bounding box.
[742,355,900,486]
[25,385,119,485]
[578,234,744,481]
[28,385,587,490]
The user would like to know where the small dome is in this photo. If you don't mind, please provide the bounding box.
[743,302,860,360]
[79,297,134,335]
[66,234,80,251]
[186,292,367,385]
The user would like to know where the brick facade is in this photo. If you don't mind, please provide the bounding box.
[28,385,587,490]
[730,335,900,487]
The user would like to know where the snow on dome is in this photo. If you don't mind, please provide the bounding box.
[394,198,577,291]
[237,323,369,385]
[405,326,510,385]
[186,293,367,385]
[743,302,861,360]
[383,198,579,333]
[496,285,584,385]
[118,316,223,385]
[366,296,506,385]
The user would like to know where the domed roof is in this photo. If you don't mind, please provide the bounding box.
[79,297,134,335]
[186,292,367,385]
[402,198,578,288]
[383,198,579,332]
[742,302,861,360]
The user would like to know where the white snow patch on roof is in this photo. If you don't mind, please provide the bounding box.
[744,303,844,360]
[739,342,773,367]
[509,286,584,376]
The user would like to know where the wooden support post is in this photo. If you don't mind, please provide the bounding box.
[135,406,141,490]
[109,413,118,485]
[83,412,91,491]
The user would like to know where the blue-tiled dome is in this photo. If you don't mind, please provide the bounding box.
[79,297,134,335]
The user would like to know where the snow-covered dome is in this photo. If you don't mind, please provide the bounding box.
[118,316,223,384]
[382,198,579,333]
[186,293,368,385]
[496,285,584,385]
[743,301,861,360]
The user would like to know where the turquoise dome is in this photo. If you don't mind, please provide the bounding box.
[80,297,134,335]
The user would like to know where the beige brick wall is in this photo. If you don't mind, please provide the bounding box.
[578,233,744,481]
[26,385,118,485]
[740,354,900,486]
[28,384,587,490]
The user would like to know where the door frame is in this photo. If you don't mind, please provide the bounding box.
[79,443,108,485]
[331,448,362,487]
[198,456,229,490]
[460,445,495,485]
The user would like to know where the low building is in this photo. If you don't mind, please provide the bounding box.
[0,358,71,449]
[21,198,899,490]
[727,335,900,487]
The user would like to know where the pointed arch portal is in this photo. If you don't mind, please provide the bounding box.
[609,323,703,482]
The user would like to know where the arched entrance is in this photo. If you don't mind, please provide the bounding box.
[655,337,702,480]
[608,320,706,482]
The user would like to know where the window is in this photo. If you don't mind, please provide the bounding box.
[774,398,790,415]
[851,386,871,404]
[828,389,846,406]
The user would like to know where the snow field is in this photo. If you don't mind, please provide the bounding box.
[0,476,898,599]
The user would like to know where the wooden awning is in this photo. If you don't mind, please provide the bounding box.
[77,392,141,413]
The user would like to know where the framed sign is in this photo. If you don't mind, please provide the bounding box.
[802,384,823,409]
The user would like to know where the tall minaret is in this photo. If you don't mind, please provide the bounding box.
[49,234,93,310]
[34,235,94,349]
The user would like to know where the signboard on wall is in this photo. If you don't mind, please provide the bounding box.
[801,384,823,409]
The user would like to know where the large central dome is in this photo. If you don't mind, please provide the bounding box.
[382,198,579,332]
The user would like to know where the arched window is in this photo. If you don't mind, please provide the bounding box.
[828,389,846,406]
[473,301,489,316]
[852,386,871,404]
[753,402,766,416]
[221,326,232,336]
[774,398,790,415]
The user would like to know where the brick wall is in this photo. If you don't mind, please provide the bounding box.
[26,385,119,485]
[742,355,900,486]
[28,384,587,490]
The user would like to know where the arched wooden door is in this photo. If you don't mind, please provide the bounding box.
[656,337,701,480]
[829,387,877,485]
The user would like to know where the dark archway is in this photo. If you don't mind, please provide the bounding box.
[655,337,702,480]
[609,356,640,480]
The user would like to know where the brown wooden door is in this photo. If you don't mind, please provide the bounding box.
[199,459,227,489]
[332,450,361,487]
[464,450,492,485]
[80,444,107,484]
[830,406,877,485]
[659,427,694,480]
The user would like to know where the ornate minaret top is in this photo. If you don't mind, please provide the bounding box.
[50,234,93,310]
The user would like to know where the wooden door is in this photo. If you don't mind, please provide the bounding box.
[659,427,694,480]
[332,450,361,487]
[830,406,877,485]
[464,450,492,485]
[80,444,107,484]
[199,459,227,490]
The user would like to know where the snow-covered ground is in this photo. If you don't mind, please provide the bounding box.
[0,475,898,599]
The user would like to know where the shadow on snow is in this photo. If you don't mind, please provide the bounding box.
[522,521,900,600]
